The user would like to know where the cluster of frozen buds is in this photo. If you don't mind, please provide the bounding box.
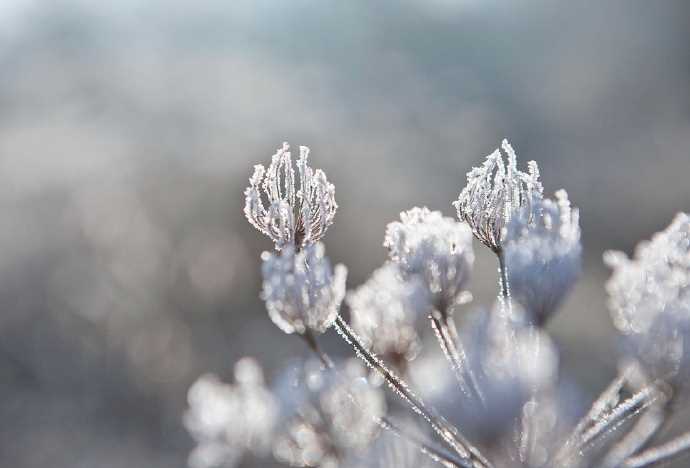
[347,263,428,366]
[384,207,474,313]
[184,139,690,468]
[261,242,347,335]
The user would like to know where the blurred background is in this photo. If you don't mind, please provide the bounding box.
[1,1,689,467]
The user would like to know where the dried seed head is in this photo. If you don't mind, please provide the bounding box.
[504,190,582,325]
[453,139,543,253]
[384,207,474,312]
[605,213,690,387]
[245,142,337,250]
[261,242,347,335]
[184,358,278,468]
[347,263,428,363]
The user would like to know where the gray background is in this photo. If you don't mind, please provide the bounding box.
[1,1,689,467]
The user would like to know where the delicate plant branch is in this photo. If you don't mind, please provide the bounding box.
[554,371,629,463]
[301,328,470,468]
[333,314,492,468]
[569,384,663,463]
[623,431,690,467]
[601,400,667,468]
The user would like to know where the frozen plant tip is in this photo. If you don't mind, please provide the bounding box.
[453,139,543,253]
[503,190,582,325]
[245,142,337,250]
[262,242,347,335]
[384,207,474,312]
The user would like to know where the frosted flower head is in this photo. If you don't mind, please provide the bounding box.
[453,139,543,253]
[347,263,427,363]
[261,242,347,335]
[184,357,278,468]
[245,142,337,250]
[273,359,385,466]
[383,207,474,312]
[605,213,690,386]
[504,190,582,325]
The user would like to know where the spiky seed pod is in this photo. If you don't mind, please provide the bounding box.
[605,213,690,390]
[503,190,582,325]
[384,207,474,312]
[261,242,347,335]
[453,139,543,253]
[244,142,337,250]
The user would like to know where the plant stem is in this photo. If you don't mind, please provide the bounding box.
[333,314,492,468]
[301,330,470,468]
[623,431,690,467]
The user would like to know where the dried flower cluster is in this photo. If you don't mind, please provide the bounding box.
[185,140,690,468]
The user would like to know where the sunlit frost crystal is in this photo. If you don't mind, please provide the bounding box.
[503,190,582,325]
[605,213,690,386]
[261,242,347,335]
[184,358,278,468]
[453,139,543,253]
[244,142,337,250]
[347,263,427,363]
[384,207,474,311]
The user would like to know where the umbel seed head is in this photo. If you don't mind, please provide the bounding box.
[453,139,543,253]
[244,142,337,250]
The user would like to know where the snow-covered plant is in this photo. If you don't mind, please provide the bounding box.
[184,140,690,468]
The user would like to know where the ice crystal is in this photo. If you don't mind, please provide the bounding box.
[453,139,543,253]
[383,207,474,311]
[605,213,690,386]
[273,359,385,467]
[244,142,337,250]
[184,358,278,468]
[261,242,347,335]
[503,190,582,325]
[347,263,427,363]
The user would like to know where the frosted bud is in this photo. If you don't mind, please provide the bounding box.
[453,139,543,253]
[184,358,278,468]
[605,213,690,389]
[261,242,347,335]
[244,142,337,250]
[347,263,427,363]
[503,190,582,325]
[384,207,474,312]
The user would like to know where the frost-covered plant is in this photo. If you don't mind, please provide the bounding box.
[184,140,690,468]
[503,190,582,325]
[347,263,427,366]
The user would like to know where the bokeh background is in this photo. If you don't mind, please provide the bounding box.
[1,1,689,467]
